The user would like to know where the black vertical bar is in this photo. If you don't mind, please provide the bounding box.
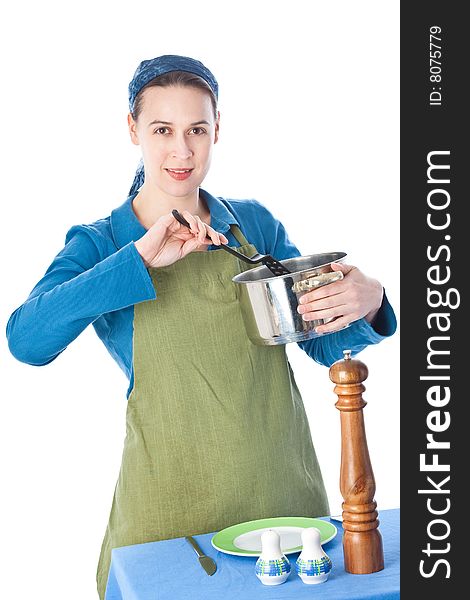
[401,2,465,597]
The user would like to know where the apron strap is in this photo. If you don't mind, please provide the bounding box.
[230,224,251,247]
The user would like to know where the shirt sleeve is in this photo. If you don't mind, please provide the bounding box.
[248,200,398,367]
[6,224,156,366]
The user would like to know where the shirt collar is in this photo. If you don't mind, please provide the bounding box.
[110,187,239,249]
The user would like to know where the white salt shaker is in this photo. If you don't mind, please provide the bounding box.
[295,527,332,584]
[255,529,291,585]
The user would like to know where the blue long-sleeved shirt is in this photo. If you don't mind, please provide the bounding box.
[6,188,397,397]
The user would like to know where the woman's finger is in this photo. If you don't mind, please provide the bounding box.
[330,261,356,276]
[193,215,209,244]
[181,210,200,235]
[202,221,220,245]
[297,290,347,315]
[181,235,203,254]
[300,304,349,322]
[205,223,229,246]
[297,280,346,306]
[314,315,351,334]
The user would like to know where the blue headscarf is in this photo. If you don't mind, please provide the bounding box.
[127,55,219,196]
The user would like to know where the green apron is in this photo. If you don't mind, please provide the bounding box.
[96,226,329,598]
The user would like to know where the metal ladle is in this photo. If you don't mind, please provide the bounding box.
[172,209,291,276]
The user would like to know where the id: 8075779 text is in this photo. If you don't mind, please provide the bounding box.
[429,25,442,106]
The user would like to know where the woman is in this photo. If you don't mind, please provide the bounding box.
[6,54,396,598]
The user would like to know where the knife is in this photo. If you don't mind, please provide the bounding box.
[185,536,217,576]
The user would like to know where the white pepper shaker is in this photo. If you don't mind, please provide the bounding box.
[255,529,291,585]
[295,527,332,584]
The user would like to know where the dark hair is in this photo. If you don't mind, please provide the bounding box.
[131,70,218,121]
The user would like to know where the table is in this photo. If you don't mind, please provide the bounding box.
[105,508,399,600]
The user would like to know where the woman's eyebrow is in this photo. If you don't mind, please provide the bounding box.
[148,119,210,127]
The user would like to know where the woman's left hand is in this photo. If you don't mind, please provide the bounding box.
[296,262,384,334]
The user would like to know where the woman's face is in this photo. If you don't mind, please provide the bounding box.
[128,85,219,200]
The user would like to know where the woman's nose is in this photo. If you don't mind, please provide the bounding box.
[170,134,193,160]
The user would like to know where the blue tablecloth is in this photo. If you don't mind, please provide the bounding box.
[105,508,399,600]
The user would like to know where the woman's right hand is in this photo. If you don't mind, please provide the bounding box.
[134,211,229,268]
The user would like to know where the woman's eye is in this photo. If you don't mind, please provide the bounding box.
[189,127,206,135]
[154,127,170,135]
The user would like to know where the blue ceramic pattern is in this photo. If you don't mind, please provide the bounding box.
[255,557,291,576]
[295,555,332,576]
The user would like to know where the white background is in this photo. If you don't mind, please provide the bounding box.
[0,1,399,598]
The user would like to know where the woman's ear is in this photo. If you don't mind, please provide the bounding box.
[128,113,140,145]
[214,110,220,144]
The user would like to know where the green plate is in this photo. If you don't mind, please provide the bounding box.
[211,516,337,556]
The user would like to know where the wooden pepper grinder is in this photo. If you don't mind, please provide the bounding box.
[329,349,384,574]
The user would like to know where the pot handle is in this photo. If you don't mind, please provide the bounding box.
[292,270,344,294]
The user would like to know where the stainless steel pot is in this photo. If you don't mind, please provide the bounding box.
[232,252,347,345]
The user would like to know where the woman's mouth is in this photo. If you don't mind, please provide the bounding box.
[165,168,193,181]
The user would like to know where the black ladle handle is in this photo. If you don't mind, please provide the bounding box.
[171,209,258,264]
[172,209,203,233]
